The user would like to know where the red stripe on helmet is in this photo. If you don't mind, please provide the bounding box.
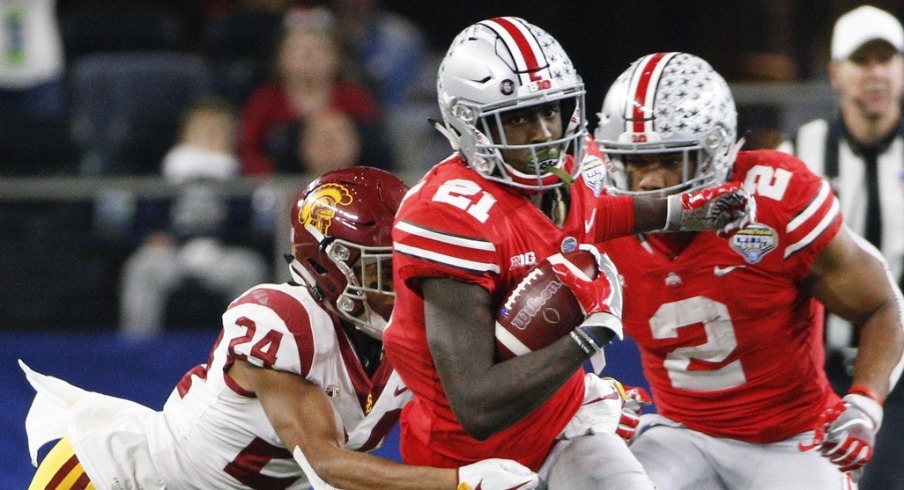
[632,52,668,133]
[490,17,543,81]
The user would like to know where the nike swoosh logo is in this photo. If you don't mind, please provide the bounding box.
[468,480,533,490]
[584,208,597,233]
[583,391,621,405]
[713,265,745,277]
[508,481,534,489]
[394,386,409,396]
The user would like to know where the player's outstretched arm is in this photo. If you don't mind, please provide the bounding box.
[229,360,539,490]
[633,182,755,235]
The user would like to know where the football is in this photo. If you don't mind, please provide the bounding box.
[495,250,599,360]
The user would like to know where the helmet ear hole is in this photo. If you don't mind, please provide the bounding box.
[307,258,328,275]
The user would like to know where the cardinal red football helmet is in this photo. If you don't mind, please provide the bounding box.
[288,167,408,339]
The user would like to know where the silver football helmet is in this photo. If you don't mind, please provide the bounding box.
[436,17,586,191]
[595,52,737,197]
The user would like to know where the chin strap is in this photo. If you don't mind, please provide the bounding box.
[546,166,575,188]
[727,137,745,166]
[430,117,460,151]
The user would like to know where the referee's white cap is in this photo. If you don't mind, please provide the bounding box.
[832,5,904,60]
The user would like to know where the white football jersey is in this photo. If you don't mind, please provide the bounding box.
[149,283,409,489]
[23,282,409,490]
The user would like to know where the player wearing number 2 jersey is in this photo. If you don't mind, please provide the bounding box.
[21,167,543,490]
[597,52,904,489]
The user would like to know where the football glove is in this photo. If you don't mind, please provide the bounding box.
[799,392,883,474]
[665,181,756,236]
[558,374,624,440]
[456,458,539,490]
[549,244,624,342]
[616,384,653,443]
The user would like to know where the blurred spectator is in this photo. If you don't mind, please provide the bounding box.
[297,109,361,174]
[238,6,392,175]
[120,96,268,337]
[200,0,295,106]
[328,0,431,173]
[0,0,66,119]
[328,0,426,109]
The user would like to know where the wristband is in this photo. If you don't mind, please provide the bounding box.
[578,325,610,349]
[569,330,596,357]
[849,385,883,406]
[664,194,682,231]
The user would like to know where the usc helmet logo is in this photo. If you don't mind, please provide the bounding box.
[299,183,353,235]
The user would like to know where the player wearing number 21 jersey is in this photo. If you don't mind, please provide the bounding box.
[384,19,753,490]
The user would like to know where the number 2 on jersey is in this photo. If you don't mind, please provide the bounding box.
[650,296,746,391]
[743,165,792,201]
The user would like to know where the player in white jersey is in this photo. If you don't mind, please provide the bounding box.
[21,167,540,490]
[596,52,904,489]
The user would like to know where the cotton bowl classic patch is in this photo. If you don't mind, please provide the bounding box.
[729,224,777,264]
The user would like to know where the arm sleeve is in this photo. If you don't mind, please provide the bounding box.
[593,194,636,242]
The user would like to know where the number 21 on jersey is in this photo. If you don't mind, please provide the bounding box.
[432,179,497,223]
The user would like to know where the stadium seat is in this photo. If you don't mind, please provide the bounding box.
[69,52,213,175]
[60,6,188,64]
[200,10,283,106]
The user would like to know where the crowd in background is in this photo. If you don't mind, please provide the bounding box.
[0,0,902,325]
[0,0,449,178]
[3,0,904,178]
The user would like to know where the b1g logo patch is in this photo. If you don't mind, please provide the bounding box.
[730,224,777,264]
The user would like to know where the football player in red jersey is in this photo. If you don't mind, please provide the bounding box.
[596,52,904,489]
[21,167,540,490]
[383,17,755,490]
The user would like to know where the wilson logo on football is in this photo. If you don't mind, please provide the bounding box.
[511,280,565,330]
[495,250,599,360]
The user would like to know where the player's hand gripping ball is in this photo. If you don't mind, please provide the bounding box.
[494,250,599,360]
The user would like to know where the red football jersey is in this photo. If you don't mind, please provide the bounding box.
[604,149,843,443]
[384,154,635,470]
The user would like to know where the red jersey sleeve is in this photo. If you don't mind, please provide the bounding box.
[393,196,501,295]
[736,150,842,278]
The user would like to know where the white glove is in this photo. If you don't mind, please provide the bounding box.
[616,385,653,443]
[558,374,624,440]
[665,181,756,236]
[456,458,539,490]
[799,392,883,478]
